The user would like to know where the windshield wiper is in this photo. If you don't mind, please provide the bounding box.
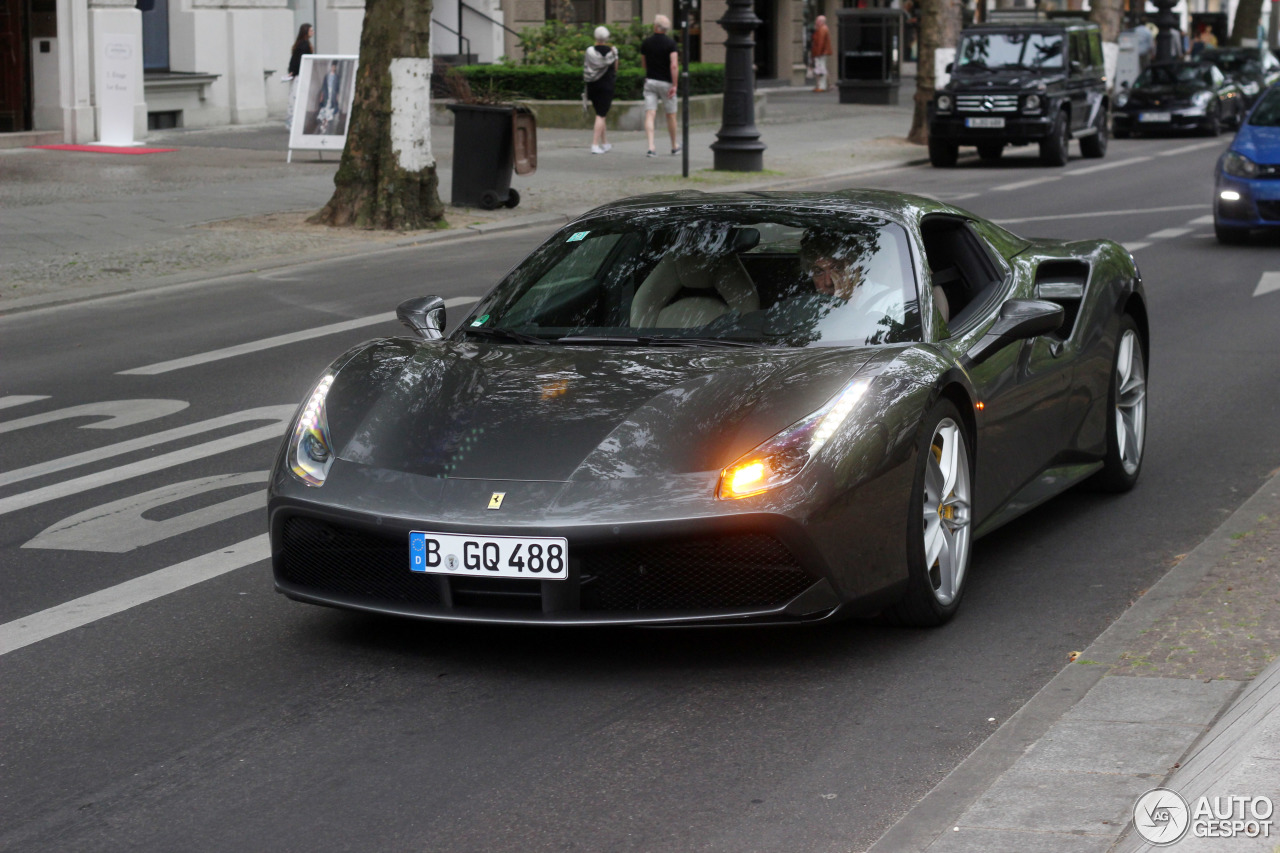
[554,334,765,348]
[555,334,644,345]
[462,326,550,345]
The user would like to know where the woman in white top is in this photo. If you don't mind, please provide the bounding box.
[583,27,619,154]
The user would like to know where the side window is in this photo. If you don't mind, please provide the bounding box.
[1069,33,1086,69]
[920,216,1006,337]
[1088,31,1104,69]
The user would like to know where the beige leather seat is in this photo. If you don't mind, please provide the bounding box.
[630,253,759,328]
[932,284,950,324]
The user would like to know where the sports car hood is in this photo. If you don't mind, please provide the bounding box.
[1126,83,1202,105]
[323,339,877,482]
[1231,123,1280,162]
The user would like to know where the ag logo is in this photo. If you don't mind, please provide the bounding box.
[981,98,995,112]
[488,492,505,510]
[1133,788,1190,845]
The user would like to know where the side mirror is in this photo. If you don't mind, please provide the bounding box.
[945,61,954,73]
[963,299,1064,368]
[396,295,447,340]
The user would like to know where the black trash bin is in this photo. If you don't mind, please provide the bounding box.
[835,9,904,105]
[447,103,527,210]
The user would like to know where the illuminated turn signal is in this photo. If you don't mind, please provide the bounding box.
[721,459,770,499]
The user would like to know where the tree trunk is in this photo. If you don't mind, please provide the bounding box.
[311,0,445,230]
[908,0,961,144]
[1229,0,1265,46]
[1088,0,1124,44]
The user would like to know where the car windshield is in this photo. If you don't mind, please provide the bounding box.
[1249,86,1280,126]
[1135,64,1209,87]
[1204,52,1256,75]
[956,32,1065,72]
[459,206,923,348]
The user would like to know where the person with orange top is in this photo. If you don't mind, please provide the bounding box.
[811,16,833,93]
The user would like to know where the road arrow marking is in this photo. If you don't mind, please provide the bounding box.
[0,399,187,435]
[0,534,270,657]
[1254,272,1280,297]
[0,396,50,411]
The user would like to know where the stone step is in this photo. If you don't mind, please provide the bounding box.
[0,130,63,150]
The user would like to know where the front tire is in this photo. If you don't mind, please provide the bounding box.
[1080,108,1109,158]
[1093,318,1147,493]
[929,137,959,167]
[892,400,973,627]
[1202,104,1222,137]
[1040,110,1071,166]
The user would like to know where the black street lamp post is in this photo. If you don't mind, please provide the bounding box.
[1151,0,1181,61]
[711,0,766,171]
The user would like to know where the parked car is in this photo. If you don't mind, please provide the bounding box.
[268,190,1149,629]
[1114,60,1245,137]
[1201,47,1280,106]
[1214,83,1280,242]
[928,20,1110,167]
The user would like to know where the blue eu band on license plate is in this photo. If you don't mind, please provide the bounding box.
[409,531,569,580]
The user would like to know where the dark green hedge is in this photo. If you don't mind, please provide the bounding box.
[454,64,726,101]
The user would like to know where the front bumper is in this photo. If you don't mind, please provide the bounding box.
[1114,107,1210,134]
[929,113,1053,145]
[1214,173,1280,228]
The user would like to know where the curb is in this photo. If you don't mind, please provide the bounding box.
[867,468,1280,852]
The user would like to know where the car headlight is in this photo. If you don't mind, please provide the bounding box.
[936,94,953,113]
[1023,94,1041,113]
[1192,90,1214,108]
[289,372,337,486]
[718,379,870,500]
[1116,92,1129,108]
[1222,150,1259,178]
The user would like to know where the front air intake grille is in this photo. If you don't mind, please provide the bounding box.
[956,94,1019,113]
[579,535,812,612]
[1256,200,1280,220]
[279,517,443,607]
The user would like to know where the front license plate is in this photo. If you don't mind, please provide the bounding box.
[965,117,1005,128]
[1139,112,1172,123]
[409,531,568,580]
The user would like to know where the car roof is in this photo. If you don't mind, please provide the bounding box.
[577,190,963,229]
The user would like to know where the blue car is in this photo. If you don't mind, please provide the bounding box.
[1215,83,1280,242]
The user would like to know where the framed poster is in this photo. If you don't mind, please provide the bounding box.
[288,54,359,159]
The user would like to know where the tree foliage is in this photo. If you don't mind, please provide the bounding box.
[311,0,444,230]
[511,18,660,67]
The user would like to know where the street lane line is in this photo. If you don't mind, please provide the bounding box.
[1146,227,1193,240]
[118,296,478,376]
[1066,156,1152,176]
[994,204,1205,225]
[1255,272,1280,297]
[0,399,187,435]
[1188,214,1214,226]
[0,406,292,489]
[0,410,292,518]
[1123,242,1153,252]
[991,176,1063,192]
[0,396,50,410]
[1158,140,1227,157]
[0,535,269,657]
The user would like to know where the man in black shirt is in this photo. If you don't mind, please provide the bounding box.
[640,15,680,157]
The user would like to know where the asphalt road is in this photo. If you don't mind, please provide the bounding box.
[2,135,1278,853]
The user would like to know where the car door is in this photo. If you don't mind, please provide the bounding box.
[1066,30,1091,133]
[927,218,1075,524]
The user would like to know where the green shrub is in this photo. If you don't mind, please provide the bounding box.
[455,63,726,100]
[514,19,654,67]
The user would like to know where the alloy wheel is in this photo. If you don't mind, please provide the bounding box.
[1114,329,1147,475]
[922,418,971,605]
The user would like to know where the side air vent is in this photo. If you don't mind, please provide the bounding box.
[1034,261,1089,342]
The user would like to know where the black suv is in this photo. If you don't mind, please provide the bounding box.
[928,21,1109,167]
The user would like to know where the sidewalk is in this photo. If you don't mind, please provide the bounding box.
[0,86,921,312]
[3,79,1279,852]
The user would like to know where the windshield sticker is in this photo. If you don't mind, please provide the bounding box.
[567,230,590,243]
[470,314,490,327]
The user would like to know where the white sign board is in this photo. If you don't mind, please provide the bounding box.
[98,34,137,146]
[288,55,359,158]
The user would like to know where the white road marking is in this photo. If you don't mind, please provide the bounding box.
[1188,214,1214,226]
[0,534,270,657]
[1066,156,1152,176]
[991,176,1063,192]
[1254,272,1280,297]
[1146,227,1193,240]
[0,407,293,518]
[994,204,1205,225]
[1123,242,1153,252]
[0,405,292,489]
[118,296,478,376]
[24,472,267,553]
[1158,140,1227,157]
[0,399,187,435]
[0,395,50,410]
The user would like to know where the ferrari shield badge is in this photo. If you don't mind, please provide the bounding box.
[488,492,505,510]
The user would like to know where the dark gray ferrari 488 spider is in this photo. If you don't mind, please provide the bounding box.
[268,190,1148,628]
